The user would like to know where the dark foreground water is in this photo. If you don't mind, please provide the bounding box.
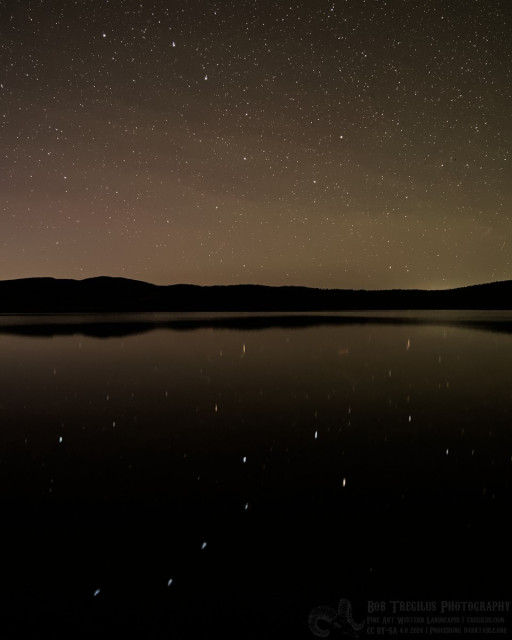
[0,311,511,639]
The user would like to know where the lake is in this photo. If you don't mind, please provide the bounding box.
[1,311,511,638]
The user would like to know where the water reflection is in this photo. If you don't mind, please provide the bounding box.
[0,312,510,637]
[1,310,512,338]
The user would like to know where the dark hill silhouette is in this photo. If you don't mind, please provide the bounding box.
[0,276,511,312]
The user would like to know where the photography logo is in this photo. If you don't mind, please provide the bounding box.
[309,598,365,638]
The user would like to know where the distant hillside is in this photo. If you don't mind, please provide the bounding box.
[0,276,511,312]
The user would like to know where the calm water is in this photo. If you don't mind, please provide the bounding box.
[1,312,511,638]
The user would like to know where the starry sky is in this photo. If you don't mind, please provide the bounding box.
[1,0,511,289]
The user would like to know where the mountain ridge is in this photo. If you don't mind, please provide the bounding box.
[0,276,511,312]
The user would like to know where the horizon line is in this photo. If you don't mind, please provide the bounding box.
[1,275,511,293]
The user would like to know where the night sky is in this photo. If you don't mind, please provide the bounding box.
[1,0,511,289]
